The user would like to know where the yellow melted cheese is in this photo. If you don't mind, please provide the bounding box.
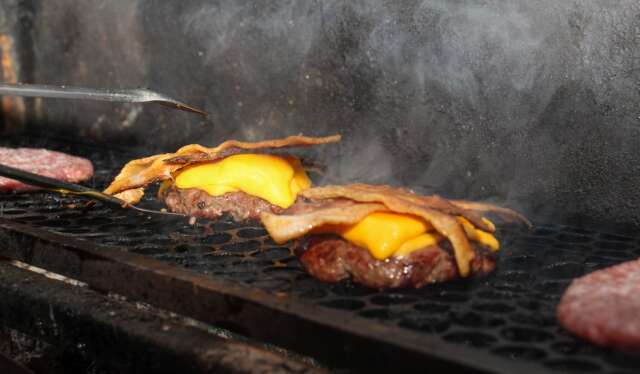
[320,212,498,260]
[337,212,440,260]
[174,154,311,208]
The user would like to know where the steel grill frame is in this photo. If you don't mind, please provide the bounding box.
[1,136,640,373]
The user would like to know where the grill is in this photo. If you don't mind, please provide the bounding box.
[1,135,639,373]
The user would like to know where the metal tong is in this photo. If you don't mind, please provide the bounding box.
[0,83,207,116]
[0,163,183,216]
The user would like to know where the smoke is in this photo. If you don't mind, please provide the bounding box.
[180,1,352,143]
[320,131,395,185]
[175,0,640,225]
[366,2,544,116]
[310,1,550,203]
[183,1,328,65]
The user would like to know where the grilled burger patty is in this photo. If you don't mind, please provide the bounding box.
[557,258,640,352]
[162,186,284,221]
[294,235,497,289]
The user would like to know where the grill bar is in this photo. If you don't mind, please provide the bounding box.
[0,217,541,373]
[0,260,317,374]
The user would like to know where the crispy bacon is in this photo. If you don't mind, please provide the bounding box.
[103,135,341,204]
[301,184,495,232]
[451,200,532,228]
[260,198,387,243]
[113,188,144,204]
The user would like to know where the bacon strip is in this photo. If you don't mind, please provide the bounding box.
[261,199,388,243]
[103,135,341,204]
[302,184,496,232]
[451,200,532,228]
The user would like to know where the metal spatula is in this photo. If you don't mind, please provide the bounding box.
[0,83,207,116]
[0,163,184,216]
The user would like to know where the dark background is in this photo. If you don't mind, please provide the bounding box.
[0,0,639,229]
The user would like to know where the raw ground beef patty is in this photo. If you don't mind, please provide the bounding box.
[0,147,94,192]
[557,258,640,352]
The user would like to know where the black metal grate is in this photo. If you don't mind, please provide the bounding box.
[1,136,640,373]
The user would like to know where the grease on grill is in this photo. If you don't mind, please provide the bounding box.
[3,137,640,374]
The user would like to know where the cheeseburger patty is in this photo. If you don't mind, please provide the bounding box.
[295,234,496,289]
[162,186,284,221]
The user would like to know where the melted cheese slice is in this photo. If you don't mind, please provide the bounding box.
[174,154,311,208]
[318,212,499,260]
[336,212,440,260]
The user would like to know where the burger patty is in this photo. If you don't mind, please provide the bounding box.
[162,187,284,221]
[557,258,640,352]
[294,234,497,289]
[0,147,94,192]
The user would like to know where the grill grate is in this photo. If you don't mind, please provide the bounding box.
[1,136,640,373]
